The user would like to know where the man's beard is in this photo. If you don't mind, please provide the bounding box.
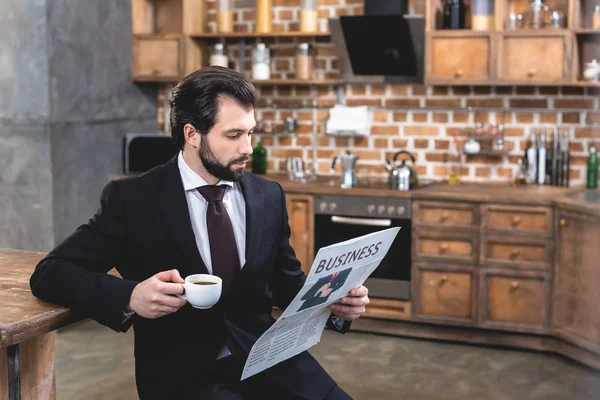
[199,134,248,182]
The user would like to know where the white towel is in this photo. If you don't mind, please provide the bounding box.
[326,105,371,136]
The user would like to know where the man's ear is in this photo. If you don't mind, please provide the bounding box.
[183,124,199,149]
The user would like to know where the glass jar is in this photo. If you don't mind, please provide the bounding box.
[217,0,234,33]
[252,43,271,80]
[594,5,600,29]
[471,0,495,30]
[295,43,313,80]
[256,0,272,33]
[209,43,228,68]
[301,0,319,32]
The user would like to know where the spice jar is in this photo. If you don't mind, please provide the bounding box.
[471,0,495,30]
[594,5,600,29]
[252,43,271,80]
[217,0,234,33]
[209,43,228,68]
[295,43,313,80]
[256,0,272,33]
[301,0,319,32]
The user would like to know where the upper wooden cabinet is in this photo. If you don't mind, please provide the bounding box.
[553,209,600,354]
[131,0,207,82]
[427,33,494,83]
[482,204,552,237]
[497,32,572,83]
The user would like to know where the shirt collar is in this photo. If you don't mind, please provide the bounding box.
[177,151,234,191]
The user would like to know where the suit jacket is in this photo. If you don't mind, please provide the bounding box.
[30,155,348,399]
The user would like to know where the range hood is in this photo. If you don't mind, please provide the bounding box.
[329,0,425,84]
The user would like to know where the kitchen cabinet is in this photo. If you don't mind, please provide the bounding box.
[553,210,600,354]
[414,230,479,264]
[482,204,553,237]
[286,194,314,275]
[498,32,572,83]
[479,268,551,333]
[413,201,479,231]
[427,34,494,83]
[132,35,184,82]
[481,236,551,270]
[413,264,477,326]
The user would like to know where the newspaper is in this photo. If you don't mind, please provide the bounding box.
[241,227,400,380]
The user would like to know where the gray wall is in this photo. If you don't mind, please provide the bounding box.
[0,0,158,250]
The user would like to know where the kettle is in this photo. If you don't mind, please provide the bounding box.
[385,150,418,191]
[332,151,359,188]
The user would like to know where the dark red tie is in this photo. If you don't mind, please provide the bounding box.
[197,185,240,294]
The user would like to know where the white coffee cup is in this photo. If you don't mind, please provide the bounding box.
[177,274,222,309]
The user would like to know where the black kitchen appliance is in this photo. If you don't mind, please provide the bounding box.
[123,133,178,175]
[313,195,412,300]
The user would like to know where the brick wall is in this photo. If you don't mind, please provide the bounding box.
[157,0,600,186]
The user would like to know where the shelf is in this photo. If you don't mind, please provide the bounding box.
[189,31,330,39]
[428,30,494,37]
[463,151,507,157]
[251,79,342,85]
[574,29,600,34]
[566,81,600,87]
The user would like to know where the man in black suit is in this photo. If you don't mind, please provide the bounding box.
[298,269,352,312]
[30,66,370,399]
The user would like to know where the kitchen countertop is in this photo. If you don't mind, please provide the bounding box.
[265,174,600,215]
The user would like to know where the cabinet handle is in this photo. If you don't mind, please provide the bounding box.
[527,69,537,77]
[454,69,464,78]
[512,216,522,227]
[510,249,520,259]
[440,212,450,222]
[560,218,568,227]
[441,275,448,283]
[510,281,520,290]
[439,243,449,253]
[151,69,160,75]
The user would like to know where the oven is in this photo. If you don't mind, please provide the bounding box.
[313,194,411,300]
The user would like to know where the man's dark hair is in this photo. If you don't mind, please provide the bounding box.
[170,66,257,150]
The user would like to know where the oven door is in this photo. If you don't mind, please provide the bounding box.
[314,214,411,300]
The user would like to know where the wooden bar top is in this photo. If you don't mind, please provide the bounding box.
[0,249,74,347]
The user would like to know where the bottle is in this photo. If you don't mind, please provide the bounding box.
[217,0,234,33]
[594,5,600,29]
[514,158,528,185]
[587,147,598,189]
[526,129,537,184]
[252,139,267,174]
[443,0,466,29]
[256,0,273,33]
[301,0,319,32]
[252,43,271,80]
[448,137,461,185]
[209,43,228,68]
[471,0,495,30]
[537,129,547,185]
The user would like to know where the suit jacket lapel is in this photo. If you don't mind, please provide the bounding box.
[155,156,209,275]
[239,173,265,270]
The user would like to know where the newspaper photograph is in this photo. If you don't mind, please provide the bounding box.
[241,227,400,380]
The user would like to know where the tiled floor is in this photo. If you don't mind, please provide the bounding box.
[55,320,600,399]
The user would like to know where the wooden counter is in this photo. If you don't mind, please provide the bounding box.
[0,249,74,400]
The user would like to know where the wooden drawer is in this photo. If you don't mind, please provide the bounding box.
[413,201,478,230]
[414,230,478,264]
[479,269,551,333]
[482,205,552,237]
[413,264,476,326]
[132,34,183,82]
[427,34,493,82]
[482,236,551,269]
[498,33,570,82]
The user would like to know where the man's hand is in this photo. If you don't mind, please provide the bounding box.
[126,270,187,319]
[328,285,369,321]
